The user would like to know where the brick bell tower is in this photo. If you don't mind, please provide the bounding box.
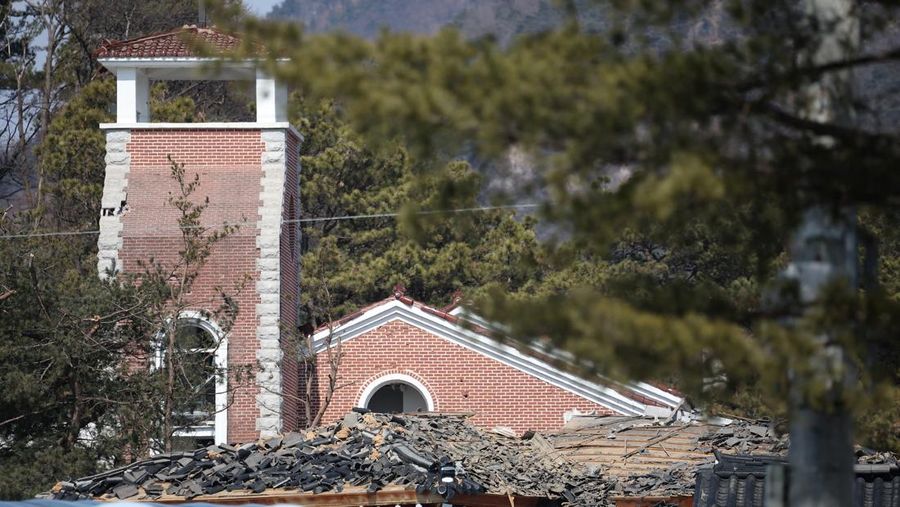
[95,26,301,443]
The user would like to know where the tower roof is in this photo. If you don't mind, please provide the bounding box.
[96,25,245,59]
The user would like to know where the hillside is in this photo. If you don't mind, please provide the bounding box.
[268,0,608,41]
[268,0,900,132]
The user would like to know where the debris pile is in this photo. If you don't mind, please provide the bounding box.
[613,462,698,498]
[49,411,611,505]
[855,447,899,467]
[609,424,898,499]
[696,420,788,455]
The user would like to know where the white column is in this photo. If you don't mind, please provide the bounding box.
[256,69,288,123]
[116,68,150,123]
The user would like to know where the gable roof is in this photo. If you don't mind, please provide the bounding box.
[96,25,244,59]
[312,294,684,417]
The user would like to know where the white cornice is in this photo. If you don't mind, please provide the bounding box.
[97,58,289,74]
[99,122,303,141]
[98,57,256,66]
[98,58,258,81]
[312,300,665,416]
[98,57,289,64]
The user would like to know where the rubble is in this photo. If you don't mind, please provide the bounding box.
[611,428,898,499]
[695,419,788,455]
[552,415,899,500]
[612,462,698,498]
[855,447,900,467]
[48,411,612,505]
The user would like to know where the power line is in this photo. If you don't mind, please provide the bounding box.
[0,229,105,240]
[0,203,540,240]
[288,204,539,224]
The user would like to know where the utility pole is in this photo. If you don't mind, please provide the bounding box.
[198,0,208,27]
[784,1,859,505]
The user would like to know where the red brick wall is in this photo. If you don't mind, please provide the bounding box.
[279,132,301,432]
[308,320,616,434]
[117,128,299,443]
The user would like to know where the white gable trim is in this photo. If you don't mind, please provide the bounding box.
[449,307,684,409]
[312,300,669,416]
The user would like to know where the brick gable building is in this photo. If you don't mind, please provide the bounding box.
[307,289,683,434]
[96,25,681,445]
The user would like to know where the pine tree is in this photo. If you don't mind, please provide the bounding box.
[295,98,543,326]
[225,0,900,493]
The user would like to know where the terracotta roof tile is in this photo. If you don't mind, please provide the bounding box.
[96,25,245,59]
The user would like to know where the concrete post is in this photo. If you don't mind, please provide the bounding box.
[116,68,150,123]
[785,1,859,506]
[256,69,288,123]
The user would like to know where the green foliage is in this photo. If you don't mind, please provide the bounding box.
[296,98,542,323]
[38,79,114,227]
[0,442,100,500]
[0,160,243,496]
[230,0,900,449]
[39,80,198,228]
[856,384,900,452]
[0,230,156,498]
[151,84,198,123]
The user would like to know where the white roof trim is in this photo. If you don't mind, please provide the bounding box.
[312,300,662,416]
[98,57,256,65]
[98,58,289,66]
[97,58,289,82]
[450,307,684,409]
[619,380,683,408]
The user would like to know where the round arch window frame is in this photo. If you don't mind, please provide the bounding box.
[358,373,435,412]
[152,310,229,444]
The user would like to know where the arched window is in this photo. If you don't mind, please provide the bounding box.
[155,313,228,448]
[358,374,434,413]
[174,324,217,419]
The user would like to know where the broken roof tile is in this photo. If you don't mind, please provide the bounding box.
[47,412,612,506]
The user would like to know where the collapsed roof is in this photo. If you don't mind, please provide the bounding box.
[47,411,611,506]
[548,414,898,499]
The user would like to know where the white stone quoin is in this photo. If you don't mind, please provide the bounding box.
[255,129,288,437]
[97,130,131,277]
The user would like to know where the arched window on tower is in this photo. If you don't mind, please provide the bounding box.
[155,314,228,450]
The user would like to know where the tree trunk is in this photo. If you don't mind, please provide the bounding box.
[163,318,176,453]
[786,1,859,505]
[64,374,83,449]
[31,0,61,224]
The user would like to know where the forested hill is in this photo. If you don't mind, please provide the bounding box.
[268,0,900,135]
[266,0,611,41]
